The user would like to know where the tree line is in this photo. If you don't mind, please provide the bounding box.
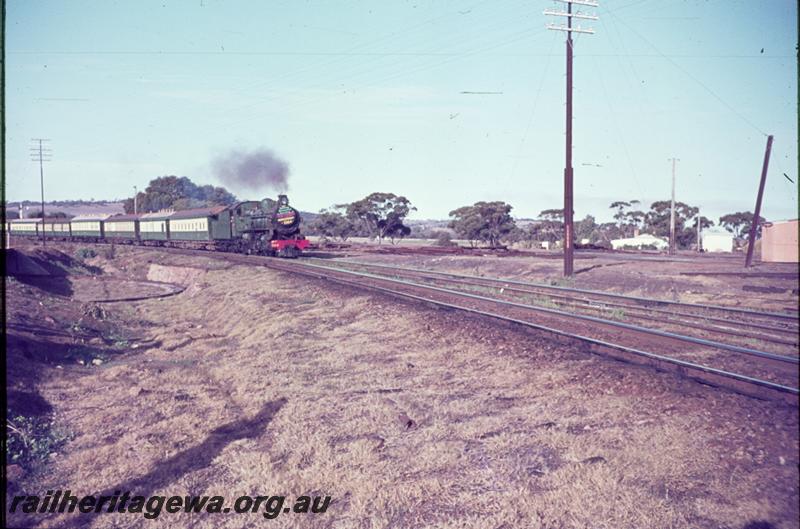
[308,192,415,244]
[5,175,768,251]
[308,195,767,250]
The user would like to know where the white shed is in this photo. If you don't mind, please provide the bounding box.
[610,233,668,250]
[701,228,734,253]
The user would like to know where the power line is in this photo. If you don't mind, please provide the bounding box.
[510,31,559,182]
[11,50,789,59]
[587,54,644,200]
[213,0,532,125]
[603,5,768,137]
[215,24,550,131]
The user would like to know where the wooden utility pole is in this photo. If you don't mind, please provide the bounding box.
[134,186,138,214]
[545,0,598,277]
[668,157,679,255]
[696,207,702,252]
[30,139,52,246]
[745,135,774,267]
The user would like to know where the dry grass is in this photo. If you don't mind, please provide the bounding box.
[7,250,799,529]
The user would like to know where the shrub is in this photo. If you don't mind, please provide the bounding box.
[75,247,97,260]
[7,413,71,467]
[433,231,457,247]
[104,243,116,259]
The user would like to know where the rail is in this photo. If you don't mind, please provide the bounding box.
[307,258,799,321]
[267,259,799,395]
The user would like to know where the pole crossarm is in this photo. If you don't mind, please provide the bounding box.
[543,10,599,20]
[546,24,596,34]
[552,0,599,6]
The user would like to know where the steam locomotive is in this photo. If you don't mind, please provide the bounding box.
[6,194,310,258]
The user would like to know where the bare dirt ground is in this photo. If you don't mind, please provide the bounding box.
[5,242,799,529]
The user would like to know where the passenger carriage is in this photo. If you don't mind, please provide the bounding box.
[104,214,140,242]
[168,206,231,241]
[70,214,112,239]
[43,218,72,238]
[8,219,42,237]
[139,212,171,241]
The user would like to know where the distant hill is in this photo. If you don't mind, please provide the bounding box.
[6,201,125,219]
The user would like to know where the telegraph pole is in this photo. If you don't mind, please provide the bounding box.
[134,186,138,214]
[668,157,679,255]
[696,207,701,252]
[745,135,774,267]
[30,139,52,246]
[545,0,598,277]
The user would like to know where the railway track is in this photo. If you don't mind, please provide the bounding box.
[303,259,799,342]
[269,257,798,397]
[17,241,798,397]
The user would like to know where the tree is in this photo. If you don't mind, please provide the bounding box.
[575,215,598,243]
[642,200,724,249]
[719,211,766,239]
[383,222,412,244]
[432,230,457,247]
[609,201,631,229]
[172,198,207,211]
[123,176,237,213]
[539,209,563,221]
[596,222,623,244]
[311,208,357,241]
[29,210,72,219]
[198,184,237,207]
[448,205,484,247]
[449,201,516,248]
[345,192,415,244]
[645,200,697,236]
[696,216,714,231]
[609,199,644,237]
[527,208,563,244]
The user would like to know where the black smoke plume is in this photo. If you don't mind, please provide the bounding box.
[212,147,289,193]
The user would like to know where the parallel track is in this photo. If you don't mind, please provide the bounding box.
[14,240,798,396]
[306,259,798,321]
[303,260,800,349]
[267,258,798,396]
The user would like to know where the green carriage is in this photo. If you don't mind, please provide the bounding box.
[139,212,171,241]
[104,214,140,240]
[70,215,111,238]
[8,219,41,237]
[168,206,232,241]
[43,218,72,238]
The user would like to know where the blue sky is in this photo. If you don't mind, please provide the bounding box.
[5,0,798,223]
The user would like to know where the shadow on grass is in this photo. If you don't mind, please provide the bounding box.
[6,248,105,297]
[50,398,287,528]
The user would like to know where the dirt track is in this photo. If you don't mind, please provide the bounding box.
[5,245,800,529]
